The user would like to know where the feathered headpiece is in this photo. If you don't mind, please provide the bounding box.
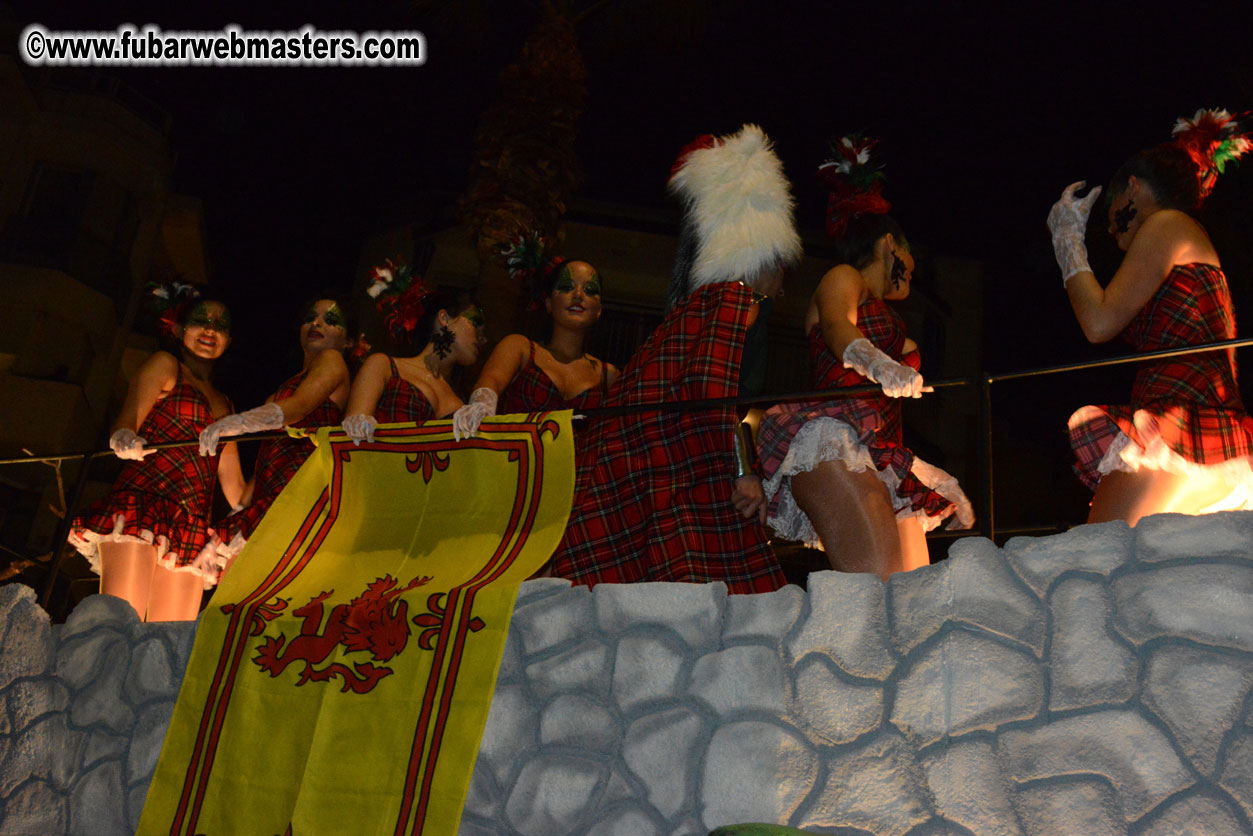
[498,231,568,311]
[1171,108,1251,199]
[146,280,201,338]
[367,258,434,340]
[818,134,892,238]
[666,124,802,310]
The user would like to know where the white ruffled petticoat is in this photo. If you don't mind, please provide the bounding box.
[68,513,222,590]
[1086,408,1253,513]
[761,417,973,549]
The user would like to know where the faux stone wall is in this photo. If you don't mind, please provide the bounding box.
[3,512,1253,835]
[0,587,195,836]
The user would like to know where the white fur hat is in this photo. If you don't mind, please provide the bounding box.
[666,124,801,307]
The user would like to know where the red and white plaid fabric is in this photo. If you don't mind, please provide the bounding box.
[1070,262,1253,489]
[376,356,435,423]
[758,297,955,525]
[549,282,786,593]
[71,372,224,569]
[217,372,343,542]
[499,341,608,413]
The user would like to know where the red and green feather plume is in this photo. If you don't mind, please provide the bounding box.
[1171,108,1252,198]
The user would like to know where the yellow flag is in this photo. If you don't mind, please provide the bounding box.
[138,414,574,836]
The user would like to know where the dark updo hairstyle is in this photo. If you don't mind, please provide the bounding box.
[833,213,907,270]
[401,287,479,354]
[1107,143,1202,212]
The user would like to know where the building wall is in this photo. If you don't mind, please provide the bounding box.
[0,58,208,568]
[0,59,173,448]
[1,512,1251,835]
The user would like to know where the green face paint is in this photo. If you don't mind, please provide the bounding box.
[187,302,231,334]
[323,305,346,329]
[304,302,346,329]
[460,307,486,329]
[552,268,602,298]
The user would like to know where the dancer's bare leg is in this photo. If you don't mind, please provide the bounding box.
[792,461,903,581]
[98,541,157,619]
[897,516,930,571]
[146,565,203,622]
[1088,469,1231,526]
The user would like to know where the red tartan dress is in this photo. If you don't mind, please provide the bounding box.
[1068,262,1253,505]
[757,296,957,547]
[376,356,436,423]
[549,282,786,594]
[69,369,224,580]
[499,341,609,414]
[216,371,343,545]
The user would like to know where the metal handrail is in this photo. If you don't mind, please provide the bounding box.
[0,378,974,467]
[987,335,1253,383]
[978,335,1253,540]
[5,334,1251,609]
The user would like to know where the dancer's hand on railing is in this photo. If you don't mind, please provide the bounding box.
[842,338,930,398]
[452,387,497,441]
[342,414,378,446]
[109,428,157,461]
[199,402,285,456]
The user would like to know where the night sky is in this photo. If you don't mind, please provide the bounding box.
[10,0,1253,529]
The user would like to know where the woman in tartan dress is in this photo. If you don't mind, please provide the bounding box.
[453,249,619,434]
[69,292,245,621]
[1049,109,1253,524]
[343,263,487,444]
[757,138,973,579]
[197,298,355,569]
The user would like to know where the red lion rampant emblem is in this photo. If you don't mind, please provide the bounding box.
[251,574,432,694]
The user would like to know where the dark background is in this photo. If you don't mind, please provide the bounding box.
[10,0,1253,533]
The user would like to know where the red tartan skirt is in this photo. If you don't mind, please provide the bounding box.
[70,380,220,578]
[1069,397,1253,493]
[217,437,312,544]
[217,374,343,545]
[757,312,956,547]
[549,283,785,593]
[1069,263,1253,496]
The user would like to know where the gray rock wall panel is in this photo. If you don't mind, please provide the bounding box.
[0,586,195,836]
[1,511,1252,835]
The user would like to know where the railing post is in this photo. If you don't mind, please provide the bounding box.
[39,450,96,609]
[979,375,994,542]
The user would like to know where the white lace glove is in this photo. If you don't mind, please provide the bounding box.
[199,402,285,457]
[912,456,976,530]
[842,338,927,398]
[342,413,378,446]
[452,387,498,441]
[1047,180,1102,285]
[110,428,156,461]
